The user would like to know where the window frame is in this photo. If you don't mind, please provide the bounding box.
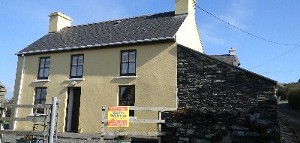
[120,50,136,76]
[70,54,84,79]
[34,87,47,114]
[37,57,50,79]
[118,85,135,116]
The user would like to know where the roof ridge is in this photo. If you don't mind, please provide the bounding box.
[178,44,277,83]
[63,11,176,29]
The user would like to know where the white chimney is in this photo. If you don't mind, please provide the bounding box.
[229,48,236,56]
[49,12,72,33]
[175,0,196,15]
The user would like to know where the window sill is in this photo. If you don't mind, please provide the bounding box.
[129,116,137,120]
[32,79,50,83]
[115,76,138,79]
[66,78,84,81]
[28,113,47,117]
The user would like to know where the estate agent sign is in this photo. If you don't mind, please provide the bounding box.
[107,106,129,127]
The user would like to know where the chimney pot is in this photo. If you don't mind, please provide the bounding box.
[49,12,72,33]
[229,48,236,56]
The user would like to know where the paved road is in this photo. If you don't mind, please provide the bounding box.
[278,100,300,142]
[278,100,300,128]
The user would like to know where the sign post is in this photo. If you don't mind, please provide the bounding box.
[107,106,129,127]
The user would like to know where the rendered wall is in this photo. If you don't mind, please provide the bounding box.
[14,42,177,133]
[175,12,204,53]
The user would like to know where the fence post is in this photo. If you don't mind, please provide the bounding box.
[100,107,106,142]
[48,97,58,143]
[0,107,5,143]
[158,111,162,143]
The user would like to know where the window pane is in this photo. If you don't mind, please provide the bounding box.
[122,52,128,62]
[128,51,135,62]
[119,86,135,106]
[72,56,78,65]
[44,68,49,78]
[78,56,84,65]
[39,69,44,78]
[77,66,83,76]
[41,89,47,99]
[36,89,42,99]
[128,63,135,74]
[71,66,77,77]
[45,58,50,67]
[121,63,128,74]
[40,59,45,68]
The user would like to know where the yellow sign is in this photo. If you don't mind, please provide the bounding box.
[107,106,129,127]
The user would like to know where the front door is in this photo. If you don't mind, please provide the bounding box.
[65,87,81,132]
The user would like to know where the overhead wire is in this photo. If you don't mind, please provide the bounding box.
[196,5,300,69]
[196,5,299,46]
[249,44,300,69]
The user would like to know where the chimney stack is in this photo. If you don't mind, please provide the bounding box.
[49,12,72,33]
[175,0,196,15]
[229,48,236,56]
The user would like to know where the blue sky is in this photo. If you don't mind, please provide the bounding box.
[0,0,299,99]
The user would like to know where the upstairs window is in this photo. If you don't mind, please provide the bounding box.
[119,85,135,116]
[34,87,47,114]
[38,57,50,79]
[70,54,84,78]
[121,50,136,76]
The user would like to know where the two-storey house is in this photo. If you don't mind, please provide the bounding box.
[13,0,203,133]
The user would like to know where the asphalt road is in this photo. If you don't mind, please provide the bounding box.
[278,100,300,128]
[278,100,300,143]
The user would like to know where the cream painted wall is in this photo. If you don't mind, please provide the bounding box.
[49,12,72,33]
[14,42,177,133]
[175,0,204,53]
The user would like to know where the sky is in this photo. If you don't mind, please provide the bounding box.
[0,0,299,99]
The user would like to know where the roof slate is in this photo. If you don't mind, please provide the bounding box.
[210,54,240,66]
[17,11,187,55]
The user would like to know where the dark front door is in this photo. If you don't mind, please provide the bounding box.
[65,87,81,132]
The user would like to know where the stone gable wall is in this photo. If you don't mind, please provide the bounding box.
[162,46,279,142]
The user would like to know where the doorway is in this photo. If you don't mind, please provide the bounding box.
[65,87,81,132]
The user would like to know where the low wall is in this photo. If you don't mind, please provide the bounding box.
[162,46,279,142]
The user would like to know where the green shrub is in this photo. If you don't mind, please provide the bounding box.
[288,94,300,110]
[286,83,300,110]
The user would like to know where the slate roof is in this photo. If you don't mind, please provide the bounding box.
[210,54,240,66]
[17,11,187,55]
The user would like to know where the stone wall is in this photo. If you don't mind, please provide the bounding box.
[162,46,279,142]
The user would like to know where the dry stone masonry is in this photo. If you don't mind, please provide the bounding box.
[162,46,279,143]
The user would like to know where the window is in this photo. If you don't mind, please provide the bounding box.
[119,85,135,116]
[34,88,47,114]
[38,57,50,79]
[70,55,84,78]
[121,50,136,76]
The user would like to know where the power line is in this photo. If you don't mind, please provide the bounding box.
[196,5,300,69]
[249,44,300,69]
[196,5,299,46]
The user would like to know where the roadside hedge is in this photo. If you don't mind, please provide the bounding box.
[285,83,300,110]
[288,94,300,110]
